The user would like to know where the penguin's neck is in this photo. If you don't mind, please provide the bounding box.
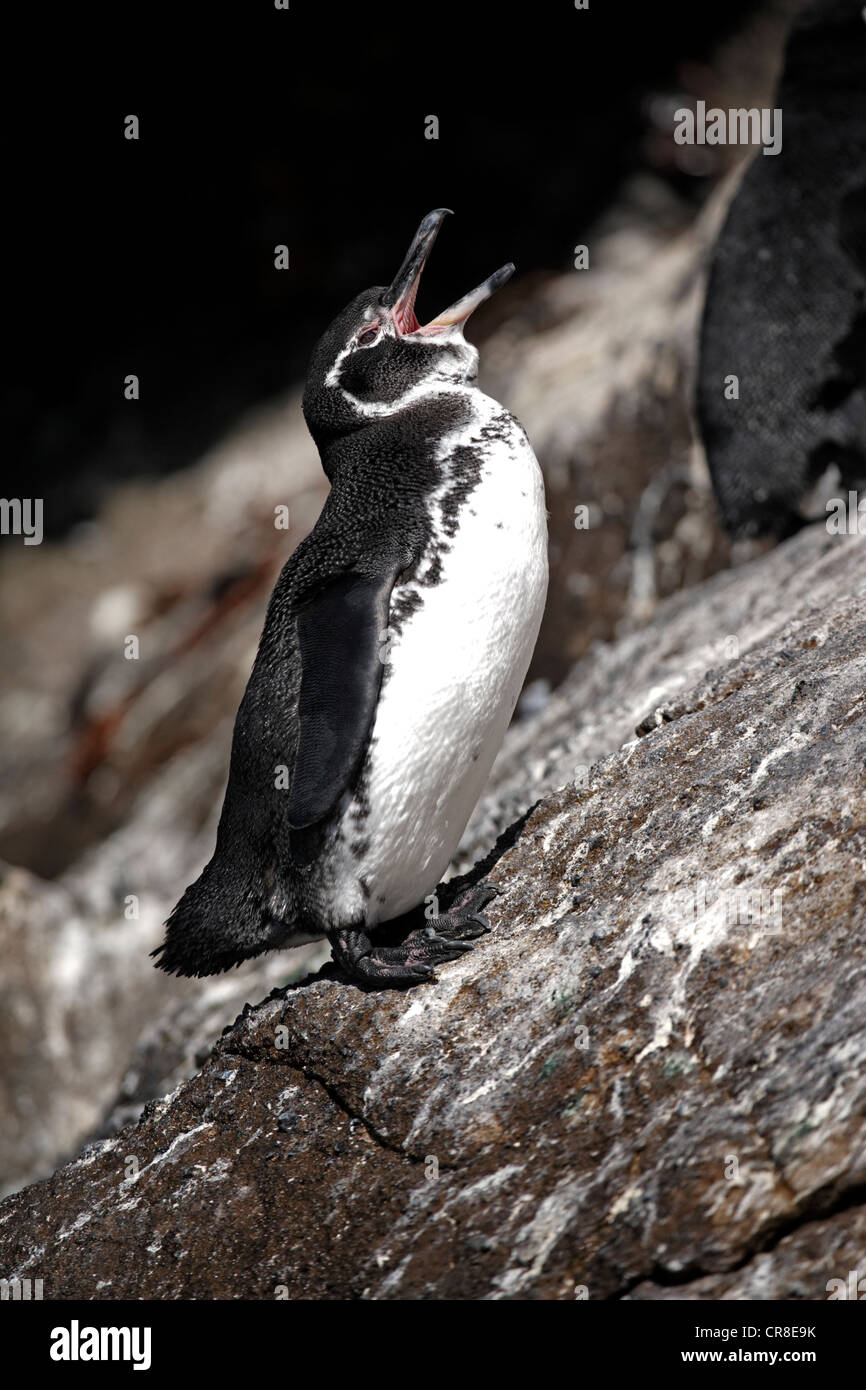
[318,386,481,494]
[335,373,476,424]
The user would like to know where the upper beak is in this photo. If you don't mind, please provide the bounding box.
[383,208,515,336]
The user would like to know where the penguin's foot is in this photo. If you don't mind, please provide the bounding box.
[421,881,501,941]
[328,883,500,987]
[328,926,473,986]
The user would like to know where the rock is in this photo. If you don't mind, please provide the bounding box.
[91,941,329,1145]
[697,0,866,538]
[0,839,324,1198]
[628,1206,866,1299]
[1,522,863,1299]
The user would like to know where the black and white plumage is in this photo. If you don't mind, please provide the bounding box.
[154,208,548,985]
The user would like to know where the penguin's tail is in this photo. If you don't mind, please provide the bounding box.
[152,856,288,979]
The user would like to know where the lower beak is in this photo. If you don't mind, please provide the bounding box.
[383,209,515,336]
[423,263,515,330]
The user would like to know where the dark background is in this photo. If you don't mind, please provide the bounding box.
[6,0,762,534]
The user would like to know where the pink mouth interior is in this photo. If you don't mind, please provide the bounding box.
[393,284,422,335]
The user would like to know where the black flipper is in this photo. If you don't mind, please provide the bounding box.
[153,476,424,979]
[287,570,394,828]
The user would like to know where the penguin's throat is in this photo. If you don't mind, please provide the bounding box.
[393,299,421,335]
[392,283,458,340]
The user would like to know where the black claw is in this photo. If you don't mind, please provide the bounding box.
[423,931,475,954]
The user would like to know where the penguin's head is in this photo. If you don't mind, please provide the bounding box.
[303,208,514,443]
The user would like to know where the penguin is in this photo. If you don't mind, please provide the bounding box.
[153,208,548,986]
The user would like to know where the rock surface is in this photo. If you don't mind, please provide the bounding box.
[1,521,863,1300]
[0,748,325,1198]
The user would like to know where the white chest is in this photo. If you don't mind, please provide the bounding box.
[332,391,548,926]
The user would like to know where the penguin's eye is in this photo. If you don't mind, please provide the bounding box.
[356,327,379,347]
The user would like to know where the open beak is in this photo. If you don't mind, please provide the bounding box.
[382,208,515,337]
